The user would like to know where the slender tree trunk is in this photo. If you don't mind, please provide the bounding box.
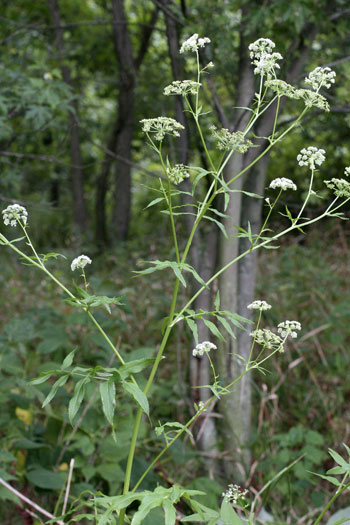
[47,0,87,236]
[95,1,158,246]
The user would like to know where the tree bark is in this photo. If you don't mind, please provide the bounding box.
[95,1,158,246]
[47,0,88,237]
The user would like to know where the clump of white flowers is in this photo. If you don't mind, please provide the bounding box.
[210,125,253,153]
[344,167,350,177]
[250,328,284,352]
[164,80,201,96]
[297,146,326,170]
[248,37,283,77]
[222,484,249,504]
[140,117,184,141]
[71,255,92,272]
[296,89,330,111]
[166,164,190,185]
[324,178,350,198]
[192,341,217,357]
[265,79,297,99]
[277,320,301,339]
[2,204,28,226]
[247,300,272,311]
[269,178,297,191]
[305,66,336,91]
[180,33,211,54]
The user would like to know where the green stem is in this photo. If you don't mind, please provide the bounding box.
[253,190,282,248]
[313,481,350,525]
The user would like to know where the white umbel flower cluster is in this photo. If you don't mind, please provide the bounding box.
[305,66,336,91]
[210,125,253,153]
[180,33,211,54]
[297,147,326,170]
[71,255,92,272]
[192,341,217,357]
[167,164,190,185]
[164,80,201,96]
[250,329,284,352]
[2,204,28,226]
[247,300,272,311]
[269,178,297,191]
[248,38,283,77]
[140,117,184,141]
[344,167,350,177]
[277,320,301,339]
[222,484,249,504]
[324,178,350,198]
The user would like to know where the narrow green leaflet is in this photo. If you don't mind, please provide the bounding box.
[41,252,67,263]
[185,317,198,345]
[216,315,236,339]
[163,499,177,525]
[99,380,116,426]
[118,358,154,380]
[214,291,220,311]
[123,381,149,416]
[42,375,69,407]
[68,376,90,423]
[144,197,165,209]
[203,215,228,239]
[61,349,76,370]
[203,319,224,341]
[30,372,54,385]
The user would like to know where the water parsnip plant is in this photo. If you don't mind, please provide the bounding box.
[1,34,350,524]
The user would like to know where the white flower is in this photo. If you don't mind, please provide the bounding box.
[210,125,253,153]
[277,320,301,339]
[198,401,206,412]
[253,52,283,76]
[71,255,92,272]
[192,341,217,357]
[140,117,184,141]
[164,80,201,96]
[295,89,330,111]
[265,79,297,99]
[180,33,211,54]
[250,328,284,351]
[248,38,276,59]
[2,204,28,226]
[344,167,350,177]
[324,178,350,198]
[269,178,297,191]
[248,38,282,77]
[297,147,326,170]
[167,164,190,185]
[43,72,53,81]
[247,300,272,311]
[305,66,336,91]
[222,484,249,504]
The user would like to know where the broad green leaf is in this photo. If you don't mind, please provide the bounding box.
[26,468,64,490]
[123,382,149,416]
[42,375,69,407]
[99,380,116,426]
[220,500,243,525]
[163,499,176,525]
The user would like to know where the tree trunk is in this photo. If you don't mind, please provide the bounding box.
[47,0,87,237]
